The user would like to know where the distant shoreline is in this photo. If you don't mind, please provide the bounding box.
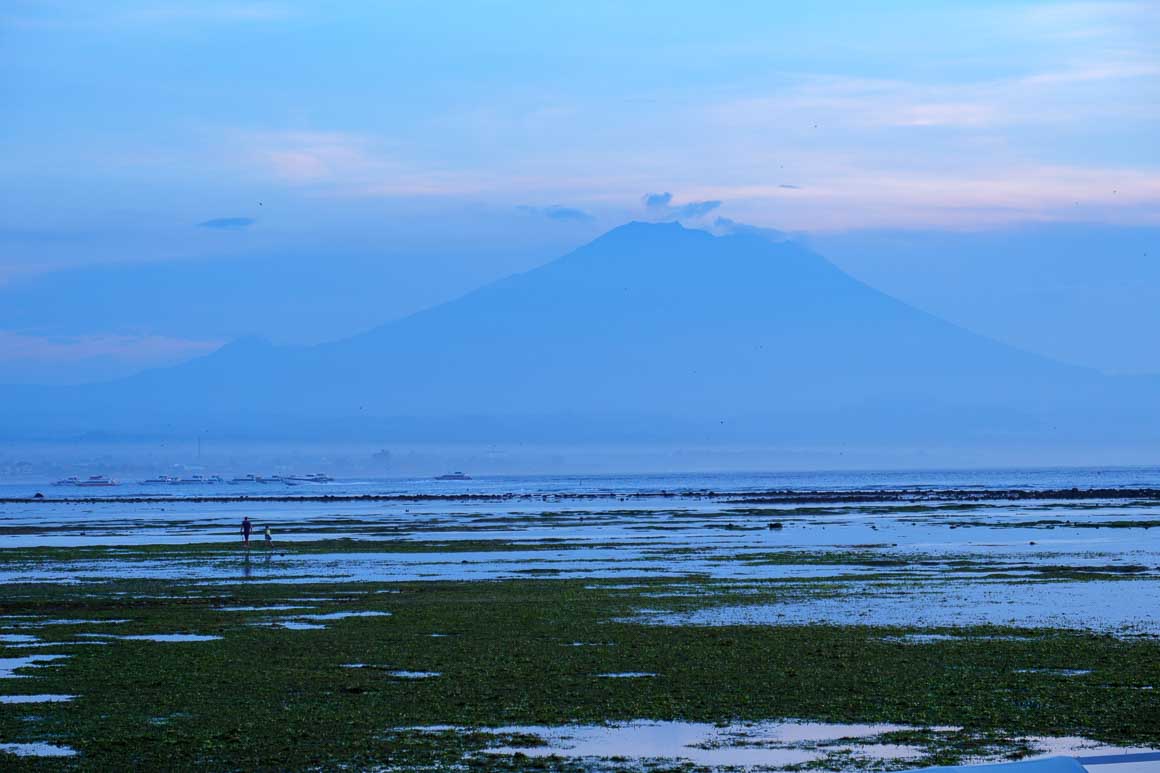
[6,486,1160,506]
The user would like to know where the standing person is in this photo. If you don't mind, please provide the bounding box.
[241,516,253,547]
[263,525,272,549]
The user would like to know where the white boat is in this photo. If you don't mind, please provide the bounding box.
[142,476,178,484]
[435,471,471,481]
[74,475,118,487]
[286,473,333,483]
[173,475,223,485]
[228,474,260,484]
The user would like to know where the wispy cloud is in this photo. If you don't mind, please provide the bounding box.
[191,0,1157,232]
[695,163,1160,231]
[712,217,786,242]
[235,129,553,198]
[1017,1,1158,40]
[713,59,1157,134]
[515,205,594,223]
[248,131,377,184]
[0,331,222,363]
[701,0,1156,136]
[642,191,721,220]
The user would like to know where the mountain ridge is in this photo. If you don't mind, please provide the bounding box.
[1,221,1153,447]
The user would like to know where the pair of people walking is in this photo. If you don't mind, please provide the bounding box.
[240,516,272,548]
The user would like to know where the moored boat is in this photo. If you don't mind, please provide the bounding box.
[74,475,119,487]
[228,474,261,484]
[173,475,224,484]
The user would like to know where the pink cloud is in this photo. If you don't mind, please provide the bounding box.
[0,332,222,364]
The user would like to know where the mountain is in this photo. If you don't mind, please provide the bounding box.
[808,223,1160,374]
[2,221,1156,446]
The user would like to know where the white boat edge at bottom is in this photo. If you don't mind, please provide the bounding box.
[919,753,1160,772]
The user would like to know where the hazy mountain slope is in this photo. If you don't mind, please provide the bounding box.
[810,223,1160,373]
[1,222,1150,443]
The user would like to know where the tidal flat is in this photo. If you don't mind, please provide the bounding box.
[1,487,1158,770]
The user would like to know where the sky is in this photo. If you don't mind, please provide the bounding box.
[1,0,1158,383]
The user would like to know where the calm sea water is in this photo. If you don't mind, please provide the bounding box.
[4,466,1160,500]
[4,466,1159,634]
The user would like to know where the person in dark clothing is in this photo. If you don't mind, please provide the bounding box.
[241,516,253,546]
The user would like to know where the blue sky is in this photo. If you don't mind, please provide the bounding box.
[1,1,1158,382]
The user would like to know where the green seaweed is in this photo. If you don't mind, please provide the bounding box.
[1,575,1157,771]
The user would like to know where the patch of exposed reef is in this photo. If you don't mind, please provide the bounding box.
[6,486,1160,506]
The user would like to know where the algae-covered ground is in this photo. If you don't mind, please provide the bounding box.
[1,491,1158,770]
[2,573,1159,771]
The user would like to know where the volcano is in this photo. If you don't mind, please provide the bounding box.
[4,221,1155,444]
